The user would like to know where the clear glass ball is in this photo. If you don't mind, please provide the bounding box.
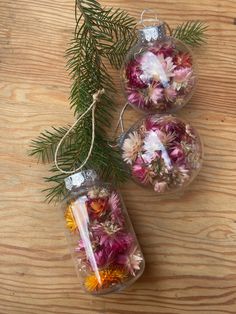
[120,115,203,194]
[122,34,197,113]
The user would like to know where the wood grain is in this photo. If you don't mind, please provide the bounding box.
[1,0,236,313]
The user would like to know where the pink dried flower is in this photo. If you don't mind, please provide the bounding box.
[94,248,115,267]
[173,68,193,90]
[125,58,147,89]
[157,116,186,138]
[117,246,143,276]
[147,84,164,104]
[132,163,149,184]
[150,42,174,58]
[92,221,134,254]
[108,192,125,226]
[154,181,168,193]
[170,144,185,164]
[144,115,161,131]
[127,88,150,109]
[164,86,177,102]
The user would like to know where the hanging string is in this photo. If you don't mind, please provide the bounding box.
[108,102,129,148]
[137,9,172,36]
[138,9,160,27]
[115,102,129,134]
[54,89,105,175]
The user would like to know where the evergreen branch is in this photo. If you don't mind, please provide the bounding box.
[29,0,208,202]
[172,21,208,47]
[29,126,74,163]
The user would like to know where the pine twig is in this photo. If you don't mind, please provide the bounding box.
[172,21,208,47]
[30,0,133,202]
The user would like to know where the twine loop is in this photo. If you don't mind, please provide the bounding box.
[54,89,105,175]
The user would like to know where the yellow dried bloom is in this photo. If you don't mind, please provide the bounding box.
[65,204,77,232]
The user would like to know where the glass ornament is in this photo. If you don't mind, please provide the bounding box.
[120,114,203,194]
[63,170,145,295]
[122,18,197,113]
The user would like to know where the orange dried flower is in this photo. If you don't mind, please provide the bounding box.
[65,204,77,232]
[84,267,127,292]
[86,198,108,217]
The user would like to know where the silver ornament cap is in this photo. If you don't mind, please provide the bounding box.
[138,23,166,42]
[65,169,98,190]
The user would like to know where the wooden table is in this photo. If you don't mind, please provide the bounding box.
[1,0,236,313]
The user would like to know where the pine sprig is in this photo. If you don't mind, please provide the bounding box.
[29,126,74,163]
[30,0,134,202]
[30,1,208,202]
[173,21,208,47]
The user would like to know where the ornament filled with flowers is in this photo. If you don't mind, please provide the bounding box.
[120,114,203,194]
[122,12,197,113]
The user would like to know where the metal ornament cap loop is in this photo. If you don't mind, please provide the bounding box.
[65,169,98,190]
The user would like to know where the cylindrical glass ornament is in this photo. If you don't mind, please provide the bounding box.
[122,20,197,113]
[62,170,145,295]
[120,114,203,194]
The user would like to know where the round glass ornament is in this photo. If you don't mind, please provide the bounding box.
[122,18,197,113]
[119,114,203,194]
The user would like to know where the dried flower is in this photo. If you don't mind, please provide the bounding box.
[132,162,149,184]
[147,84,163,104]
[65,204,77,232]
[92,221,134,254]
[117,246,143,276]
[125,58,147,89]
[87,187,100,199]
[174,52,192,68]
[164,86,177,102]
[127,88,148,109]
[86,197,108,218]
[108,192,124,226]
[154,180,168,193]
[173,67,193,90]
[140,52,176,84]
[122,131,142,164]
[170,144,185,164]
[87,187,109,199]
[94,249,115,267]
[84,267,127,292]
